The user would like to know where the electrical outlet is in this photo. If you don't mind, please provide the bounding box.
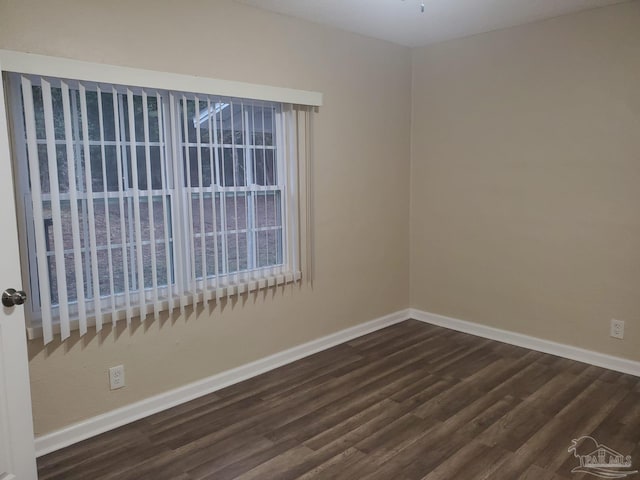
[109,365,125,390]
[610,319,624,340]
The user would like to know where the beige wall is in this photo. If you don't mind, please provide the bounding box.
[2,0,639,438]
[410,2,640,361]
[0,0,412,435]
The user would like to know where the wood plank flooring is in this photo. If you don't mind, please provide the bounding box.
[37,320,640,479]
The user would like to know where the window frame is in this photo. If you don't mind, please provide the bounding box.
[0,50,321,337]
[171,92,290,296]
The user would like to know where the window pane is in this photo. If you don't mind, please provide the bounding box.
[183,98,213,144]
[191,193,222,236]
[83,90,102,142]
[103,146,121,192]
[184,147,214,187]
[153,243,171,287]
[256,228,283,268]
[146,95,161,144]
[249,104,261,145]
[43,200,86,305]
[253,149,263,184]
[109,247,128,296]
[47,252,83,304]
[99,90,117,142]
[50,86,67,141]
[255,191,282,228]
[42,200,88,250]
[192,192,225,280]
[193,235,217,280]
[89,145,104,192]
[220,103,244,145]
[216,235,225,275]
[220,148,245,186]
[201,147,214,186]
[107,199,131,247]
[223,193,248,231]
[37,144,51,193]
[30,84,46,139]
[226,233,248,273]
[101,196,172,295]
[254,148,276,186]
[55,144,70,193]
[250,105,275,146]
[139,196,171,286]
[132,145,163,190]
[121,94,146,142]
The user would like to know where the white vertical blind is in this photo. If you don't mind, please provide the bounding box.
[216,101,229,297]
[10,73,311,343]
[96,86,114,329]
[207,98,221,300]
[181,95,197,299]
[126,89,146,320]
[144,93,158,319]
[60,81,87,336]
[113,87,133,325]
[19,77,54,343]
[79,84,103,333]
[157,93,175,313]
[211,101,224,299]
[194,98,208,300]
[40,79,71,339]
[168,93,187,314]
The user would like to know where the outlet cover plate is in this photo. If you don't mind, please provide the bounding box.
[610,319,624,340]
[109,365,125,390]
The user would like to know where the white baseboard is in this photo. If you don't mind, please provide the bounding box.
[36,307,640,457]
[409,309,640,378]
[34,309,410,457]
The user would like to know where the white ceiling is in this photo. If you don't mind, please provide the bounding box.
[237,0,629,47]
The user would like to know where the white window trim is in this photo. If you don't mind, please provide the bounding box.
[0,50,323,107]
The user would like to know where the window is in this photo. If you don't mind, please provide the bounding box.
[6,73,308,343]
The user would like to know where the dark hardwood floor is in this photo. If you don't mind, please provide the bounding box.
[37,320,640,480]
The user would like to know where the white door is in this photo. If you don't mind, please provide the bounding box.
[0,63,38,479]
